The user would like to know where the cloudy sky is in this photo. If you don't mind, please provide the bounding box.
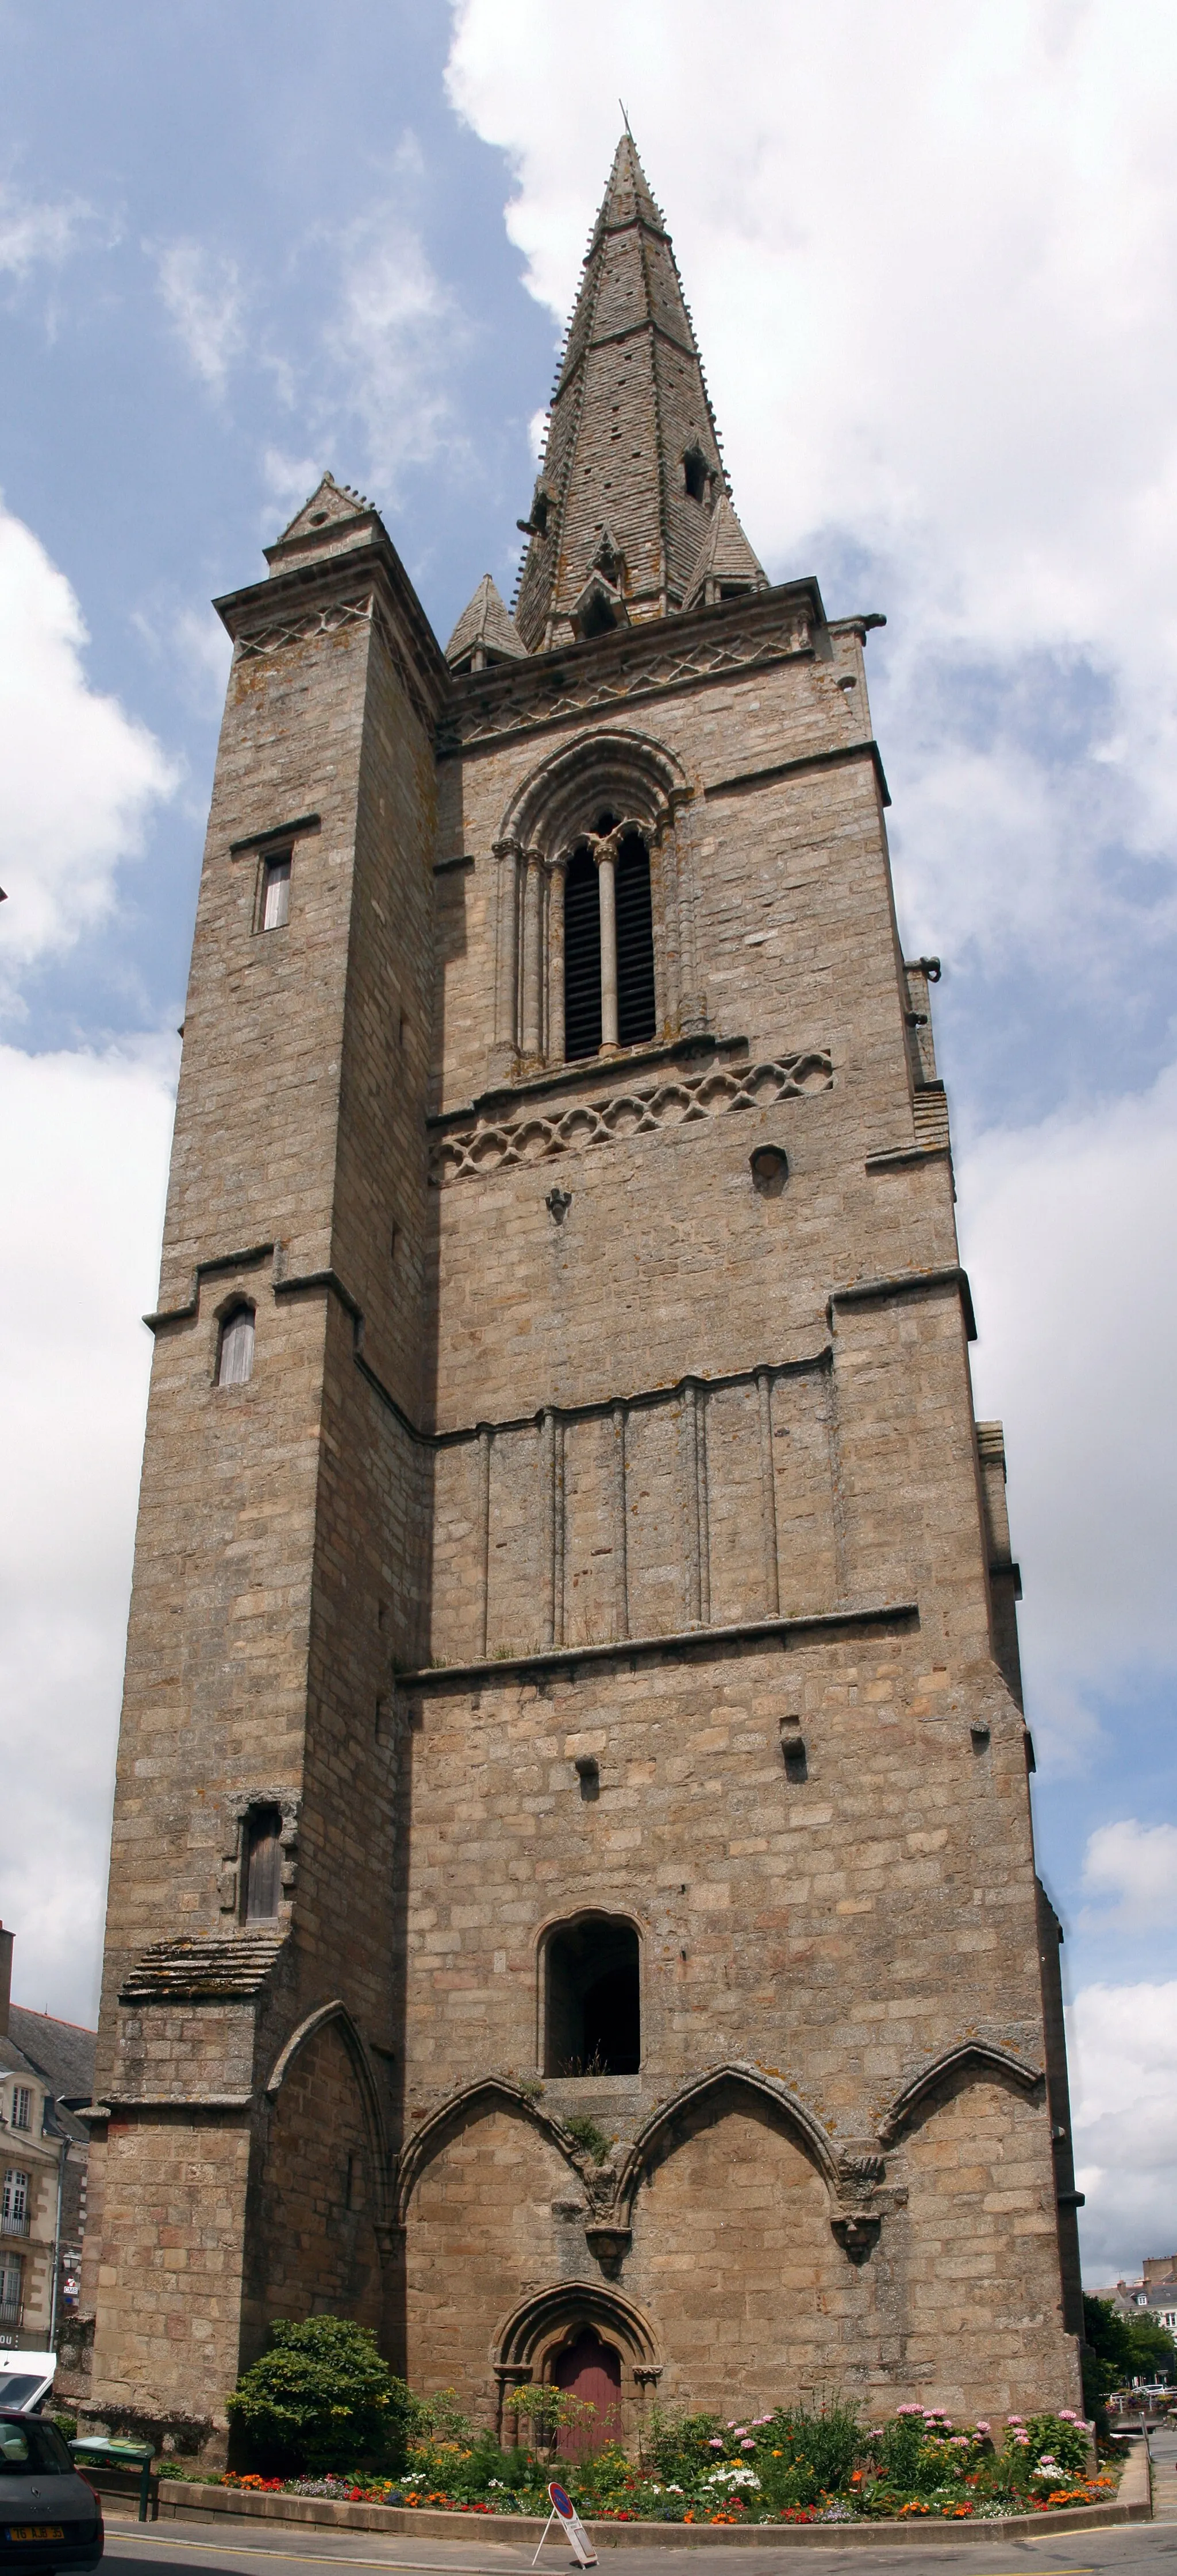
[2,0,1175,2286]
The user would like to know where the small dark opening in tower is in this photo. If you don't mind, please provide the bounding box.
[683,446,709,503]
[579,586,619,639]
[563,850,602,1059]
[545,1914,640,2075]
[244,1805,282,1920]
[616,832,656,1046]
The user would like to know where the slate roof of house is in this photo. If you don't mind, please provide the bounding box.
[3,2010,96,2143]
[513,131,740,651]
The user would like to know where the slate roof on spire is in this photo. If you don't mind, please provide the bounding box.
[513,132,743,653]
[445,573,526,672]
[683,493,767,611]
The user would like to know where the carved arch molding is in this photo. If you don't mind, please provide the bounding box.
[491,727,704,1068]
[395,2047,1044,2278]
[264,2000,395,2247]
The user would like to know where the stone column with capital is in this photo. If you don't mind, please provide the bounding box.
[595,843,619,1050]
[546,853,568,1064]
[520,848,544,1058]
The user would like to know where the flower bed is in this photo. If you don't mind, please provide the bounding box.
[217,2401,1116,2525]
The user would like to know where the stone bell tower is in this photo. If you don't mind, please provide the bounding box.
[82,133,1083,2454]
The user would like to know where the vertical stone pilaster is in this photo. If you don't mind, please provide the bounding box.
[757,1368,780,1617]
[612,1401,629,1641]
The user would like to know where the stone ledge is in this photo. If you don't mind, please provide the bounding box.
[396,1602,919,1693]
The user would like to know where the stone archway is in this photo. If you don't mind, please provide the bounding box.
[492,2281,662,2447]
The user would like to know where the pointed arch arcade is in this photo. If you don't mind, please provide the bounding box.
[492,729,694,1069]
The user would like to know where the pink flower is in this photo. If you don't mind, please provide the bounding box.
[709,2439,724,2450]
[740,2442,756,2452]
[975,2423,990,2436]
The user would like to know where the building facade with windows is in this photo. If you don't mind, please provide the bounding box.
[0,1926,91,2356]
[82,136,1083,2454]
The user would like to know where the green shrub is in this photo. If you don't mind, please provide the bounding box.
[761,2401,860,2498]
[563,2114,613,2164]
[226,2316,414,2477]
[640,2407,725,2483]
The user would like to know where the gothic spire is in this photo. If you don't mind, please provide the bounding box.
[513,133,735,653]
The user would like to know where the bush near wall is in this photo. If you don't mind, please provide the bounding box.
[226,2319,414,2477]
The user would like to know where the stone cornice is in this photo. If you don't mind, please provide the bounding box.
[395,1601,919,1693]
[213,535,451,729]
[440,579,830,757]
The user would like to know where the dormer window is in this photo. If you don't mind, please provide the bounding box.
[9,2090,30,2134]
[260,850,291,931]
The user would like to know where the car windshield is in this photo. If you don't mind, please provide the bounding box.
[0,2420,74,2474]
[0,2378,46,2409]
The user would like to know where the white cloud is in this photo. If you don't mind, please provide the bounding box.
[328,207,468,490]
[0,500,177,999]
[0,184,93,280]
[0,1039,176,2027]
[1068,1981,1177,2281]
[446,0,1177,982]
[1082,1822,1177,1933]
[154,237,245,392]
[960,1061,1177,1760]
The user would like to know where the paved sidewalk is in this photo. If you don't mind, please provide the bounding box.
[1146,2428,1177,2524]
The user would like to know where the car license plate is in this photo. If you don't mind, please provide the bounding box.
[6,2528,66,2542]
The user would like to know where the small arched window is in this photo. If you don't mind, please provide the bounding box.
[544,1914,640,2076]
[217,1305,255,1388]
[243,1806,283,1920]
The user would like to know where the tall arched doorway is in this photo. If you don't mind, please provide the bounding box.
[554,2330,622,2454]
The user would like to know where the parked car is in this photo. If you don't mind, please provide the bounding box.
[0,2363,55,2417]
[0,2414,102,2570]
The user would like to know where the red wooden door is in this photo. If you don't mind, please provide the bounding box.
[554,2331,622,2455]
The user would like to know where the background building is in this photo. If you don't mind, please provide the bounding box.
[80,136,1083,2456]
[0,1925,93,2357]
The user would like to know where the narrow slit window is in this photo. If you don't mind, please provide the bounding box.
[243,1806,283,1920]
[615,832,656,1047]
[260,850,291,931]
[563,849,602,1061]
[217,1305,255,1388]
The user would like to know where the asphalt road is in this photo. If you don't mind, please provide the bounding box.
[100,2500,1177,2576]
